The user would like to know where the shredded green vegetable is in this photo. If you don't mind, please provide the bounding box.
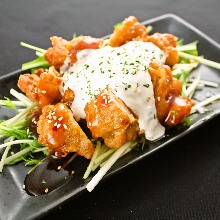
[178,51,220,70]
[20,42,49,71]
[86,140,138,192]
[0,91,48,171]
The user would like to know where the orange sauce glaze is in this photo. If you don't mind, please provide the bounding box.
[37,103,94,159]
[45,36,104,69]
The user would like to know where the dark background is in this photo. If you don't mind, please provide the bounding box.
[0,0,220,219]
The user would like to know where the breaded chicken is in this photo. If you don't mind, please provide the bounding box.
[108,16,148,47]
[17,67,62,108]
[147,33,179,66]
[148,61,194,126]
[165,96,194,126]
[109,16,178,67]
[61,87,75,104]
[85,87,140,148]
[17,73,40,102]
[45,36,104,68]
[37,103,94,159]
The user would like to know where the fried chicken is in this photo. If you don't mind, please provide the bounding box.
[45,36,104,68]
[147,33,179,66]
[109,16,179,67]
[85,87,140,148]
[17,67,62,108]
[37,103,94,159]
[20,16,194,158]
[108,16,148,47]
[148,61,194,126]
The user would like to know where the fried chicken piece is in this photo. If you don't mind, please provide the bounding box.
[37,103,94,159]
[108,16,148,47]
[165,97,194,126]
[17,73,40,102]
[45,36,104,68]
[148,61,194,126]
[147,33,179,67]
[17,67,62,108]
[108,16,178,66]
[61,87,75,104]
[85,87,140,148]
[33,68,45,76]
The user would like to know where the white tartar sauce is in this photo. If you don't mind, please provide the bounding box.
[61,41,165,141]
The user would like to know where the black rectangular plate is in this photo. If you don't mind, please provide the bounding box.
[0,14,220,220]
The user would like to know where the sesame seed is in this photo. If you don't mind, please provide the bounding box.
[168,95,173,100]
[63,124,68,129]
[45,188,49,193]
[57,124,61,128]
[54,122,58,126]
[41,90,46,94]
[58,117,63,121]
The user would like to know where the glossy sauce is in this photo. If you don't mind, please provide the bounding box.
[61,41,166,140]
[24,154,75,196]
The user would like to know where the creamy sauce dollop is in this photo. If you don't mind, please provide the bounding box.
[61,41,165,141]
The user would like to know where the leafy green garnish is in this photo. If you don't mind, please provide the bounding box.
[73,33,77,39]
[72,33,83,39]
[20,42,46,54]
[22,56,49,71]
[177,40,199,63]
[0,97,17,111]
[146,25,153,34]
[177,40,198,55]
[182,117,192,127]
[172,62,198,97]
[0,92,48,171]
[0,125,29,139]
[177,38,184,46]
[114,22,123,29]
[139,137,146,150]
[24,158,42,166]
[176,39,220,70]
[178,51,220,70]
[20,42,49,71]
[85,140,138,192]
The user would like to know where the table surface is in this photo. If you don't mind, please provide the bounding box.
[0,0,220,219]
